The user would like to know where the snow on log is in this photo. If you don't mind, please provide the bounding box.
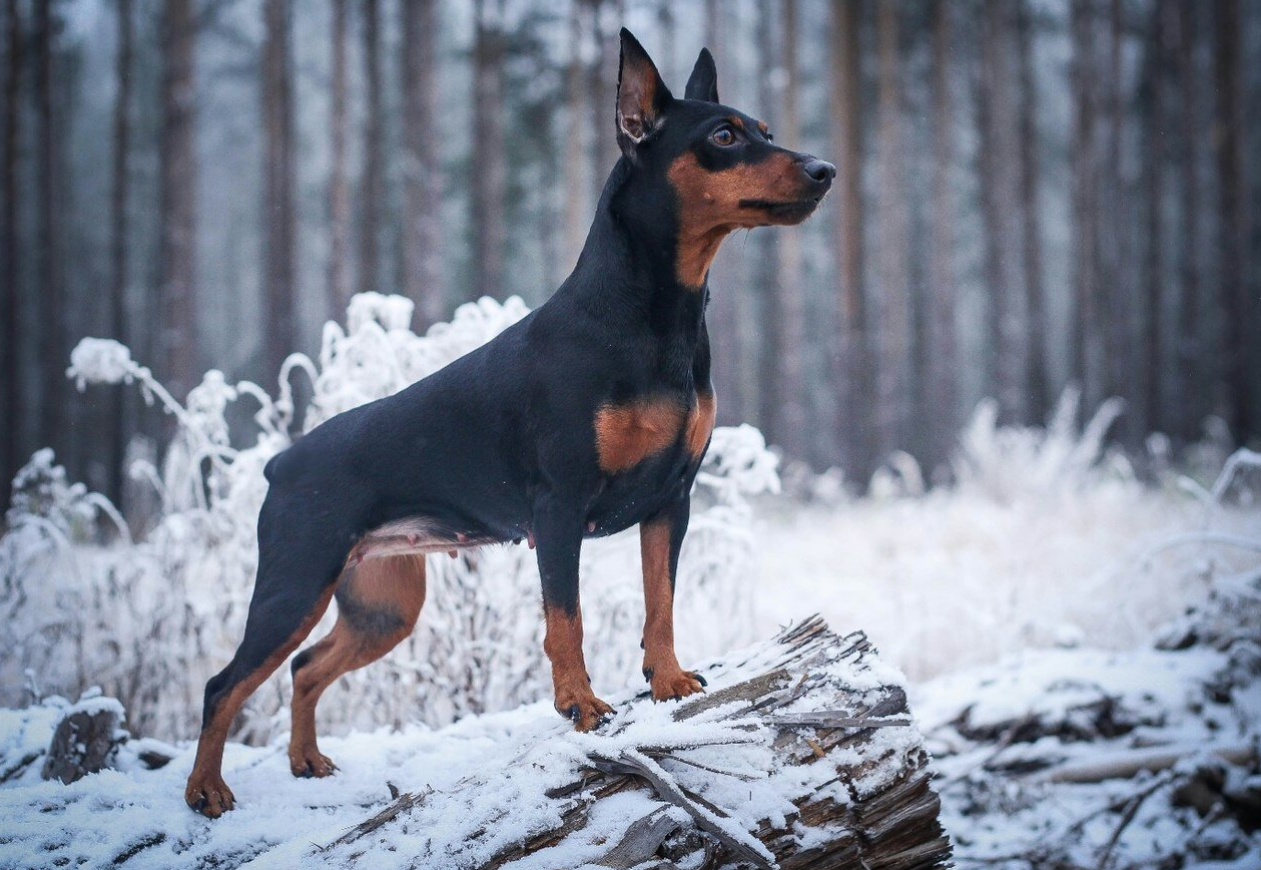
[318,616,952,870]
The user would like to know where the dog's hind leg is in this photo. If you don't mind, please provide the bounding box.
[185,502,352,818]
[287,554,426,778]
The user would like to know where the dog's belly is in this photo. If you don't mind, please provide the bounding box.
[346,516,502,564]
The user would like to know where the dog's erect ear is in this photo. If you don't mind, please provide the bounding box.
[684,48,719,103]
[617,28,671,154]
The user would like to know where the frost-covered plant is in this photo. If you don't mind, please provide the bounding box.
[0,294,779,743]
[952,388,1131,501]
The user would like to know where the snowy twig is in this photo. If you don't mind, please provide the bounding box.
[593,746,776,869]
[1097,774,1172,869]
[1033,741,1256,784]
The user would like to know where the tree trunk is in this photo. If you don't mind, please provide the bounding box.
[262,0,294,380]
[109,0,134,504]
[1102,0,1130,427]
[319,618,953,870]
[400,0,443,329]
[159,0,198,398]
[470,0,506,301]
[33,0,63,451]
[978,0,1027,424]
[830,0,870,486]
[875,0,910,458]
[2,0,21,501]
[925,0,956,477]
[358,0,383,298]
[774,0,807,461]
[326,0,351,321]
[1140,0,1171,437]
[562,0,594,274]
[1016,0,1049,423]
[1173,1,1201,442]
[1213,0,1252,444]
[754,0,779,438]
[1070,0,1103,410]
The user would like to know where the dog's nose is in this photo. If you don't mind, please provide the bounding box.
[802,159,837,184]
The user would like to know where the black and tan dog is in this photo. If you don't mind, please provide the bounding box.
[186,29,833,818]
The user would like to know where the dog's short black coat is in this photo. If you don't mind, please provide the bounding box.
[186,28,833,817]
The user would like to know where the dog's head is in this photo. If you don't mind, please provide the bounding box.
[614,29,835,288]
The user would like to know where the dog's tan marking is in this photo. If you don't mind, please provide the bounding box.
[186,583,336,817]
[667,150,807,288]
[289,555,425,779]
[757,119,769,136]
[544,604,612,731]
[685,392,717,459]
[640,519,705,702]
[594,397,686,473]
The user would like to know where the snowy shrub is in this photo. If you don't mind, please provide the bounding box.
[0,294,779,743]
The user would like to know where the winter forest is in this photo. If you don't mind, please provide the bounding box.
[1,1,1261,869]
[1,0,1259,499]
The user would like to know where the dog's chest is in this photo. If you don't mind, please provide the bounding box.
[592,392,716,477]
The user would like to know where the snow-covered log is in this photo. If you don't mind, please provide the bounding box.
[320,616,952,870]
[41,694,126,785]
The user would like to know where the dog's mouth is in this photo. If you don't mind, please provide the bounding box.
[739,197,823,224]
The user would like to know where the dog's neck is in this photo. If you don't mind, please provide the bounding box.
[563,158,710,345]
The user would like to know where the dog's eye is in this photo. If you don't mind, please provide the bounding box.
[710,126,737,147]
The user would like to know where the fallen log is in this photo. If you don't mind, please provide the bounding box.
[317,616,952,870]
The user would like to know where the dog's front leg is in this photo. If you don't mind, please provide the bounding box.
[640,495,707,701]
[534,495,613,731]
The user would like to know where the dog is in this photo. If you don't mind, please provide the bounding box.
[186,28,833,818]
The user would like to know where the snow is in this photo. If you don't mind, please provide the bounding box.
[0,626,901,870]
[2,292,1260,868]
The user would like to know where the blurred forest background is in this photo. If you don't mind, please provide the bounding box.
[1,0,1260,509]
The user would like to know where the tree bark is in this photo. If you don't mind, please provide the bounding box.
[1070,0,1104,410]
[562,0,594,274]
[262,0,295,380]
[326,0,351,321]
[1173,1,1201,442]
[358,0,383,298]
[875,0,910,458]
[1102,0,1132,430]
[109,0,134,503]
[830,0,871,486]
[1213,0,1252,444]
[33,0,63,450]
[470,0,506,301]
[1141,0,1171,437]
[159,0,198,398]
[400,0,443,329]
[319,618,953,870]
[978,0,1027,424]
[774,0,807,460]
[925,0,956,477]
[754,0,779,438]
[1016,0,1049,423]
[2,0,21,501]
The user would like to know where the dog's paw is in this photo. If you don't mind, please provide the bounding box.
[289,745,338,779]
[649,666,706,702]
[186,771,236,819]
[555,693,615,732]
